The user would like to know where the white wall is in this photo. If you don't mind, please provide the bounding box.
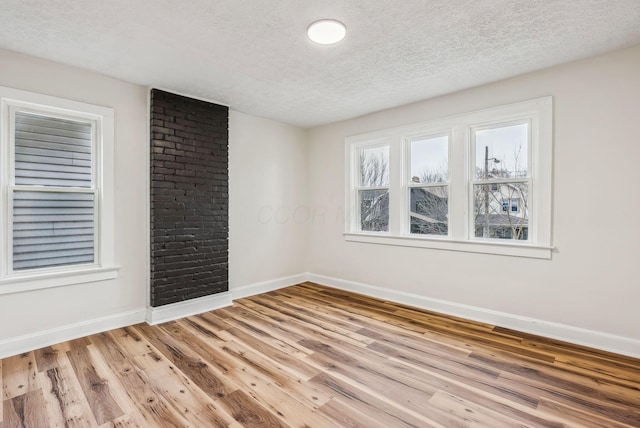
[229,111,308,289]
[0,50,149,341]
[2,44,639,356]
[0,51,312,350]
[306,45,640,343]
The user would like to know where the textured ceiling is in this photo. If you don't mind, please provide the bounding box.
[1,1,640,128]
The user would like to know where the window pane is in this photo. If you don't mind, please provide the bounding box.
[359,189,388,232]
[360,146,389,187]
[410,135,448,184]
[14,112,93,188]
[473,182,528,240]
[474,123,528,180]
[410,186,448,235]
[13,191,95,270]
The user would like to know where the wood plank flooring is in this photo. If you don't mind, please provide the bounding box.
[2,282,639,427]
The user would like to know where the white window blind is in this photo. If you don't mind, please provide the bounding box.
[14,112,93,186]
[11,111,96,271]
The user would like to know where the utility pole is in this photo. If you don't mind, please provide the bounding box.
[484,146,490,238]
[483,146,500,238]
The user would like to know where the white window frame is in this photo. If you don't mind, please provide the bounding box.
[0,86,119,294]
[351,140,392,234]
[469,119,531,242]
[404,131,451,238]
[344,97,553,259]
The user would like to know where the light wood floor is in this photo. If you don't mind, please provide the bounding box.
[2,283,639,427]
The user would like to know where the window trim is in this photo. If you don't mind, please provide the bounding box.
[469,119,531,243]
[8,105,101,274]
[0,86,119,293]
[344,97,553,259]
[355,142,391,233]
[349,138,392,234]
[404,131,451,238]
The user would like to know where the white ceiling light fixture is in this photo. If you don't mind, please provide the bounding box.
[307,19,346,45]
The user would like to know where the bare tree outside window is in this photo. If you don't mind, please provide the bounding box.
[473,123,530,240]
[359,146,389,231]
[409,135,449,235]
[360,147,389,187]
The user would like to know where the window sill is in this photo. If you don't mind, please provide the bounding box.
[0,266,120,295]
[344,233,553,259]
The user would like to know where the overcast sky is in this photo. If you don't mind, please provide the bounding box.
[368,122,528,185]
[410,135,448,183]
[475,123,528,178]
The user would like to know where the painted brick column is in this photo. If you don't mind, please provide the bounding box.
[149,89,228,306]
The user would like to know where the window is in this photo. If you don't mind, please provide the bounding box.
[345,97,553,259]
[408,134,449,236]
[12,112,96,270]
[501,199,519,213]
[473,122,529,240]
[357,145,389,232]
[1,86,117,293]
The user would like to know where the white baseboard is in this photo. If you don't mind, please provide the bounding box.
[0,309,146,359]
[0,273,298,358]
[146,272,307,325]
[307,273,640,359]
[146,291,233,325]
[231,273,309,300]
[3,272,638,360]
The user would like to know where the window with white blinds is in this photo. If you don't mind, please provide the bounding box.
[1,86,117,292]
[11,111,96,271]
[14,112,93,187]
[10,111,97,271]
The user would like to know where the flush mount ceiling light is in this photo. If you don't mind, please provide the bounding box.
[307,19,346,45]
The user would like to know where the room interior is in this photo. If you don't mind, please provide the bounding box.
[0,1,639,426]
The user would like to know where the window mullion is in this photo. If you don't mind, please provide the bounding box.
[11,185,96,194]
[355,185,389,191]
[471,178,528,185]
[399,136,409,236]
[408,183,449,189]
[449,125,467,241]
[389,136,403,235]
